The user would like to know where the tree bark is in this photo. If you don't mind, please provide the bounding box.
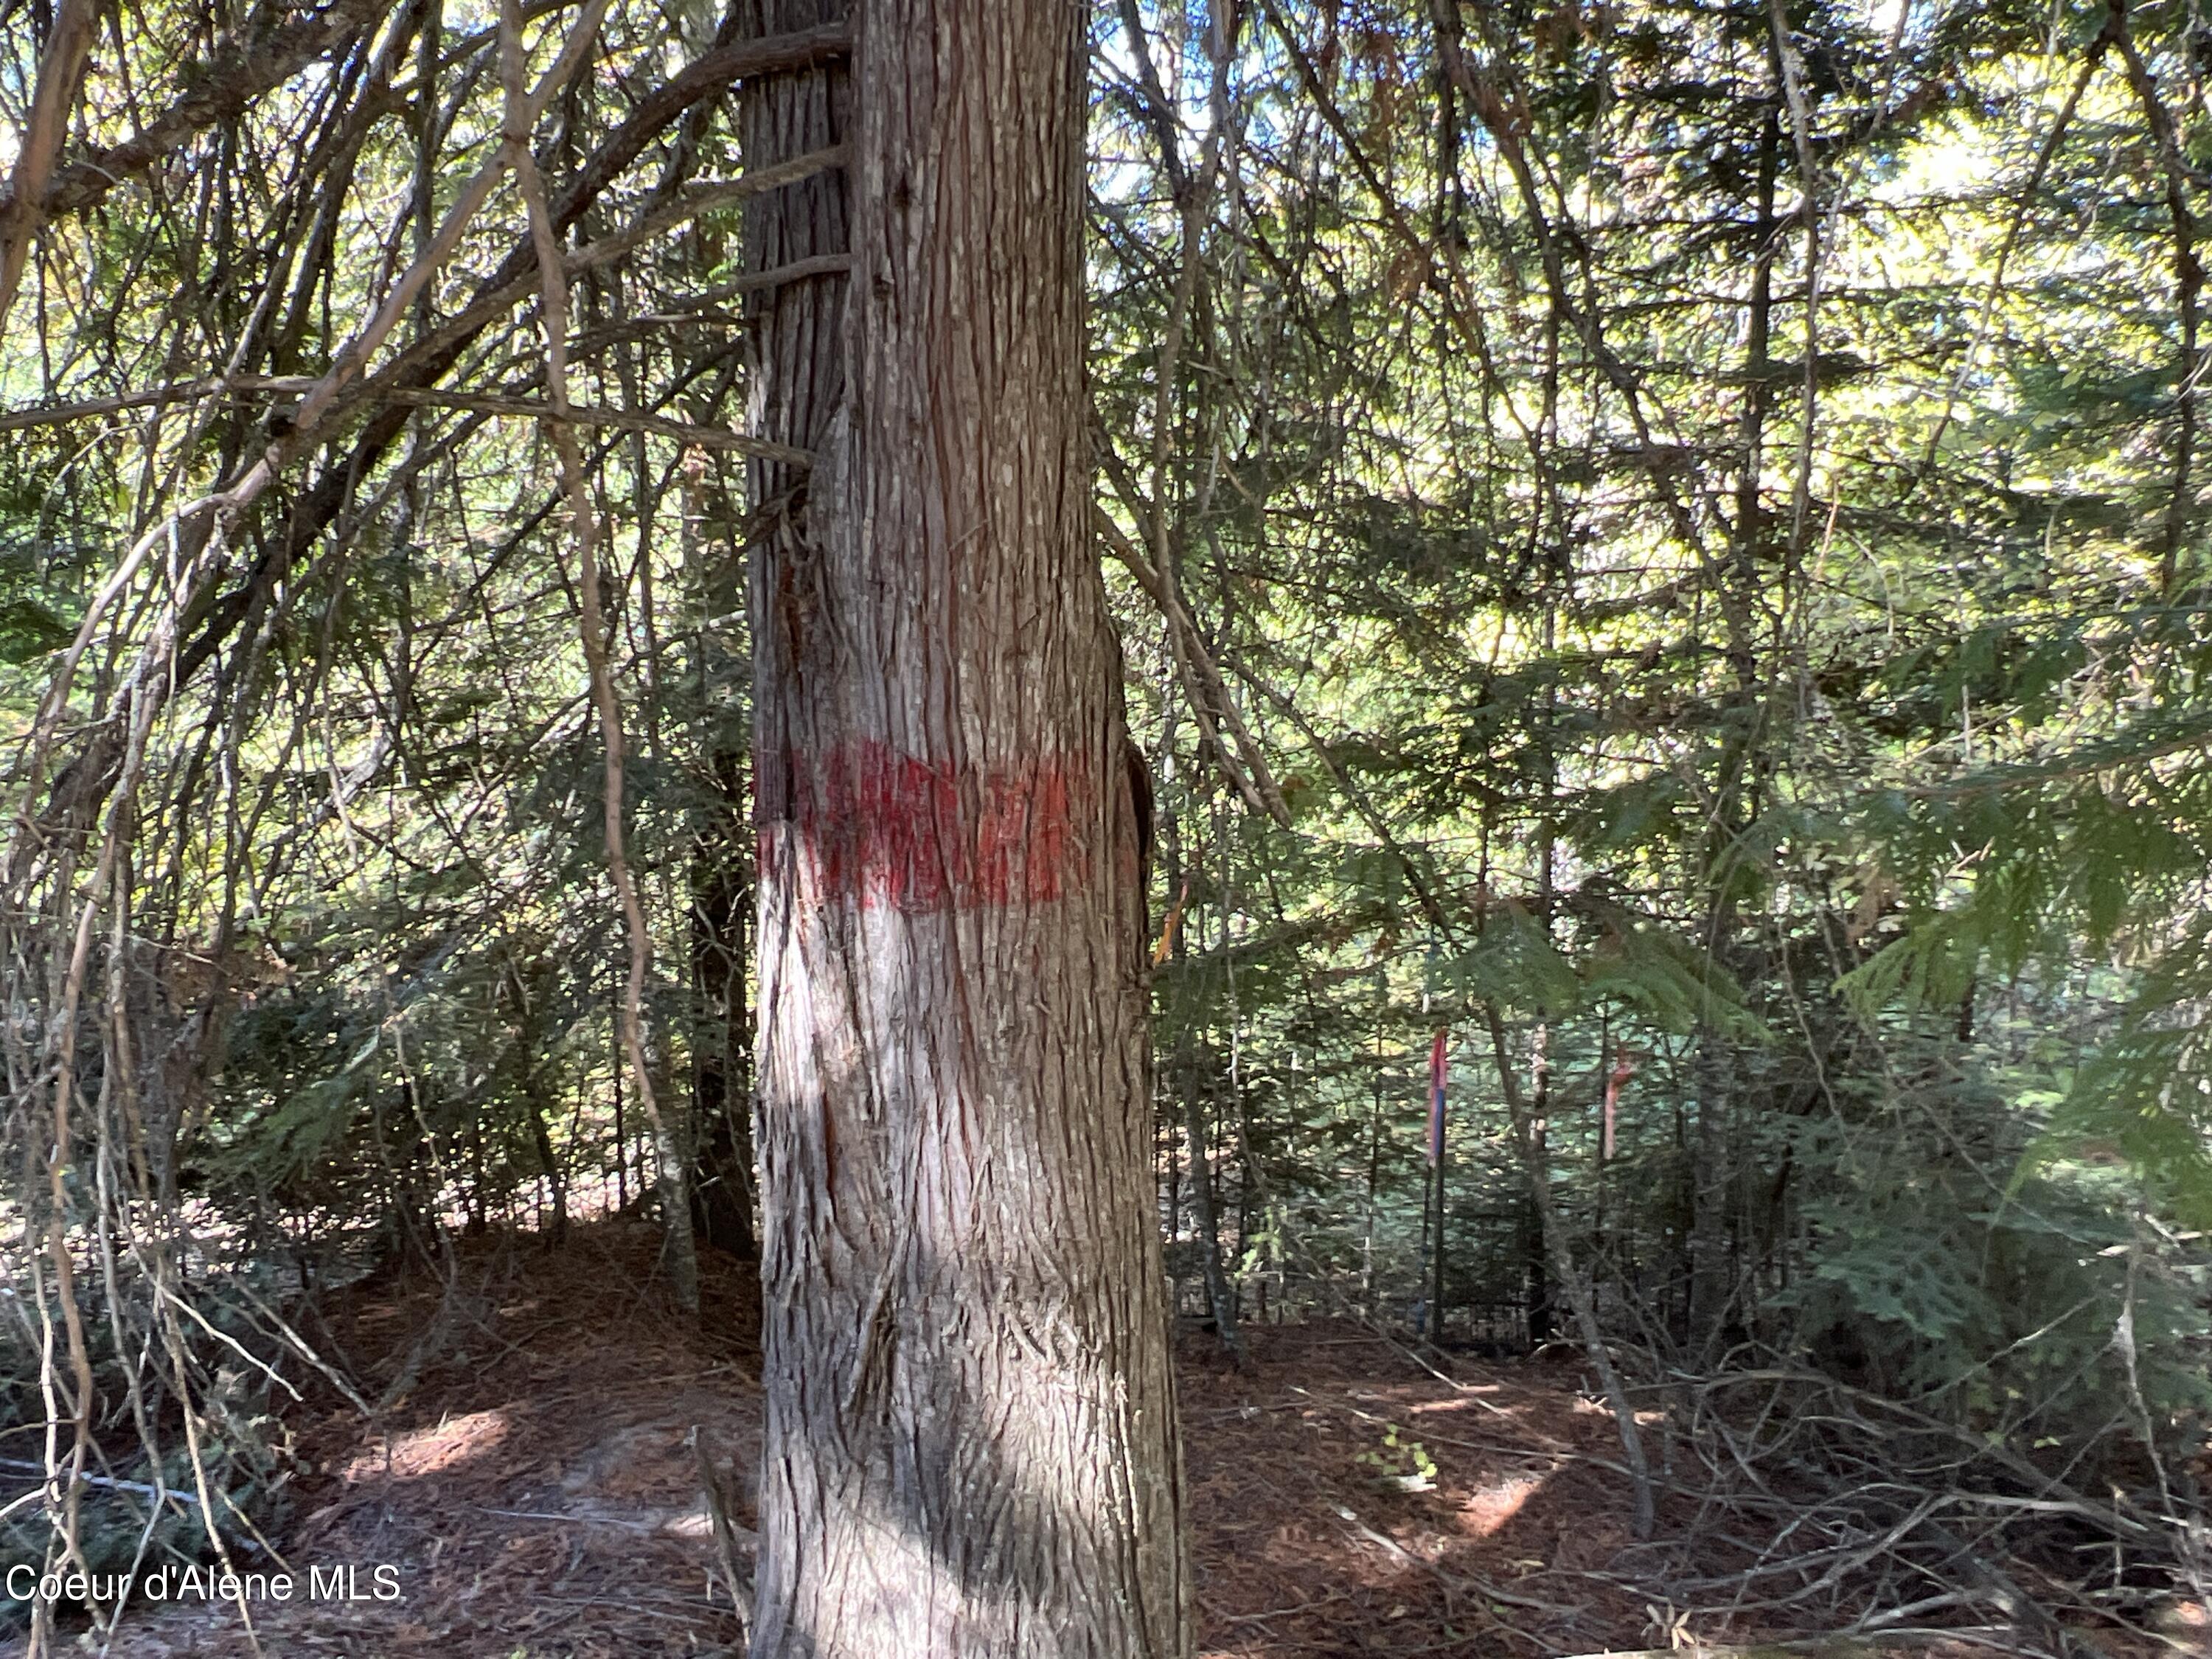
[742,0,1189,1651]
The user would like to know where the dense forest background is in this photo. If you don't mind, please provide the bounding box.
[2,0,2210,1651]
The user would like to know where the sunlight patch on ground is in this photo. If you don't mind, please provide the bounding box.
[344,1408,512,1482]
[1455,1473,1544,1537]
[1408,1393,1509,1415]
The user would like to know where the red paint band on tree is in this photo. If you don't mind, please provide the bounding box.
[774,739,1092,911]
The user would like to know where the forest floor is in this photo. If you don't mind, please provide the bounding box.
[21,1221,2185,1658]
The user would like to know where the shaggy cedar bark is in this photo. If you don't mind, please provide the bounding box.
[742,0,1189,1653]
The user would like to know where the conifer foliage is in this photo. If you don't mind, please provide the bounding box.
[1,0,2209,1648]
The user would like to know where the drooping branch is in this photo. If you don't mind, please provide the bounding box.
[501,0,699,1315]
[0,0,100,330]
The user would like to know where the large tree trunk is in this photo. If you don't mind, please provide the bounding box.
[741,0,1189,1650]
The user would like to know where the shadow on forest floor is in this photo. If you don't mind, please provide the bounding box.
[10,1221,2177,1658]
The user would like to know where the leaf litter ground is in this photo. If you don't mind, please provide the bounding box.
[8,1221,2181,1658]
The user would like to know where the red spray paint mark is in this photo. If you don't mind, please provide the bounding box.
[773,740,1091,911]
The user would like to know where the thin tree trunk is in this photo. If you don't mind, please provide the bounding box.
[611,1009,627,1212]
[527,1095,568,1245]
[1683,105,1777,1360]
[686,302,761,1257]
[689,745,759,1256]
[1688,1061,1733,1354]
[1523,1178,1554,1345]
[742,0,1189,1649]
[1487,1009,1656,1541]
[1427,1105,1446,1344]
[1182,1066,1244,1362]
[1360,1048,1382,1321]
[515,959,571,1244]
[1161,745,1239,1360]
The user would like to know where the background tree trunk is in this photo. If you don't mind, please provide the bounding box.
[742,0,1190,1652]
[690,745,759,1257]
